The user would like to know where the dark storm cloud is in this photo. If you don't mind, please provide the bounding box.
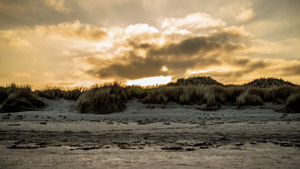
[87,29,247,80]
[87,51,167,80]
[149,31,247,58]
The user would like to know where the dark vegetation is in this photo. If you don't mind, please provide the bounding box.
[0,77,299,113]
[167,76,223,86]
[77,83,129,114]
[0,84,45,112]
[36,87,82,101]
[243,77,296,88]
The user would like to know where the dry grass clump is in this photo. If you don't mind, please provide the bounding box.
[0,87,8,104]
[205,86,227,104]
[141,91,168,105]
[236,91,263,108]
[140,87,169,105]
[285,93,300,112]
[77,83,129,114]
[225,86,246,102]
[62,88,82,100]
[36,86,83,101]
[0,84,45,112]
[139,85,227,109]
[247,87,266,100]
[36,88,63,100]
[264,86,294,103]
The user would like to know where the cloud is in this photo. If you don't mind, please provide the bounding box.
[1,2,299,86]
[78,21,300,85]
[0,30,30,48]
[220,1,255,22]
[280,61,300,76]
[236,8,255,22]
[45,0,70,13]
[237,38,300,61]
[13,72,31,78]
[162,12,226,32]
[85,26,248,80]
[125,23,158,35]
[35,20,108,41]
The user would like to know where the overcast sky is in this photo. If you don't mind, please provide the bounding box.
[0,0,299,87]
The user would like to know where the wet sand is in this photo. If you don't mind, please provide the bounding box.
[0,99,300,168]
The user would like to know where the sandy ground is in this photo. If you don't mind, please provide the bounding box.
[0,98,300,169]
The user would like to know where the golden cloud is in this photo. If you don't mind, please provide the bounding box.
[0,30,30,48]
[220,1,255,22]
[162,12,226,32]
[35,20,108,41]
[84,26,248,80]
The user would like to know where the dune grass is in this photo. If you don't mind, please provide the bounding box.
[35,86,83,101]
[1,77,299,113]
[77,82,129,114]
[131,85,300,112]
[286,93,300,112]
[0,84,45,112]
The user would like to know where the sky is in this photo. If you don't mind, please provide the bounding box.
[0,0,300,87]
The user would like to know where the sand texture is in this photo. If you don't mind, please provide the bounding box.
[0,99,300,169]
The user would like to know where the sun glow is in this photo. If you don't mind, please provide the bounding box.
[126,76,172,86]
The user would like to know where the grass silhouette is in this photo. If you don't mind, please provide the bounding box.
[0,84,45,112]
[1,77,299,113]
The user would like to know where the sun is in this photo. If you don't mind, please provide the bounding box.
[126,76,172,86]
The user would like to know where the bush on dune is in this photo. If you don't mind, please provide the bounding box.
[77,83,129,114]
[0,84,45,113]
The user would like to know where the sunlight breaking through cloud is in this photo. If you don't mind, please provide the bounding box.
[126,76,172,86]
[0,0,299,86]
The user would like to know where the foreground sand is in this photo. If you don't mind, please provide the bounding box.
[0,99,300,168]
